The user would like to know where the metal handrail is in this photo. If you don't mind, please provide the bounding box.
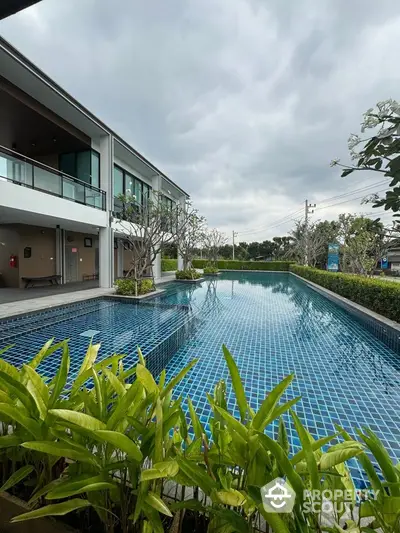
[0,145,106,211]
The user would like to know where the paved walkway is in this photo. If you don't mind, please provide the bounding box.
[0,273,176,321]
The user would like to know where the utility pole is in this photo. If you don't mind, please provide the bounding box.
[232,231,238,260]
[304,199,316,266]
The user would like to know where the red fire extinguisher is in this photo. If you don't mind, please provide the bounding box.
[9,255,17,268]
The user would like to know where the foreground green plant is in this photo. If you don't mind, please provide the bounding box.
[115,278,155,296]
[203,263,219,275]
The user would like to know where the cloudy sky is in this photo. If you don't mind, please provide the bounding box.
[1,0,398,241]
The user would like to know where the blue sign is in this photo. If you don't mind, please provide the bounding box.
[381,257,388,269]
[327,243,339,272]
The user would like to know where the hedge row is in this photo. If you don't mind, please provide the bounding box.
[290,265,400,323]
[192,259,295,271]
[161,258,178,271]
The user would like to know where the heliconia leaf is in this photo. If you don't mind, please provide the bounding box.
[158,370,166,391]
[176,457,217,494]
[160,359,197,399]
[213,406,248,440]
[188,397,203,440]
[0,403,41,438]
[277,417,289,456]
[319,447,363,470]
[137,346,145,366]
[106,380,144,430]
[222,345,248,422]
[154,399,163,464]
[71,354,124,393]
[27,338,54,369]
[47,481,116,500]
[0,465,34,492]
[145,492,172,517]
[252,375,294,431]
[103,368,126,396]
[91,368,104,419]
[21,441,100,466]
[77,342,101,378]
[49,341,70,408]
[291,434,339,466]
[257,432,305,501]
[0,434,22,448]
[94,430,143,462]
[291,410,320,492]
[140,461,179,481]
[10,499,91,522]
[0,356,19,380]
[49,409,106,431]
[136,364,158,395]
[22,366,48,419]
[214,488,246,507]
[358,428,400,496]
[0,371,37,414]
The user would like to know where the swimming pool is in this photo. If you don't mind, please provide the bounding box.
[0,271,399,487]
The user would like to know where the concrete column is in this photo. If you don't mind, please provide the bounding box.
[154,252,162,280]
[55,226,65,283]
[117,240,124,278]
[99,227,113,288]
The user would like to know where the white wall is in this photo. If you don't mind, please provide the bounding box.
[0,180,108,228]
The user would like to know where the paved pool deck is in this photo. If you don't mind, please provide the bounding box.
[0,273,176,320]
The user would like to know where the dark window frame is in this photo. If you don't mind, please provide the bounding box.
[59,148,101,187]
[113,163,152,206]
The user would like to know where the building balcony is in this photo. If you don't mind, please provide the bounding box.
[0,145,106,211]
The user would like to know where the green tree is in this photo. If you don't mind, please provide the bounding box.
[331,99,400,217]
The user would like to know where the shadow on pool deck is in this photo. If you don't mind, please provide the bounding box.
[0,280,99,304]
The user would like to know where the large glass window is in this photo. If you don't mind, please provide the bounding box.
[113,166,124,196]
[91,151,100,188]
[76,151,91,184]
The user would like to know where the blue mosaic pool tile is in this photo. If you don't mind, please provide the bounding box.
[0,272,399,489]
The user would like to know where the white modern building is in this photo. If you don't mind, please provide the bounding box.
[0,36,189,289]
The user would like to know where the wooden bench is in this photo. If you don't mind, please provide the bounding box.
[82,273,99,281]
[21,275,62,288]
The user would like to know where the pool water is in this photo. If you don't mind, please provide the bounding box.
[0,272,399,487]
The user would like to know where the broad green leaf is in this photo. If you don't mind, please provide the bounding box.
[176,456,217,494]
[71,354,124,393]
[257,503,291,533]
[95,430,142,461]
[145,492,172,517]
[320,447,363,470]
[91,368,104,419]
[257,432,305,501]
[214,488,246,507]
[252,374,294,431]
[22,441,100,466]
[49,409,106,430]
[47,481,116,500]
[267,396,301,426]
[0,403,41,438]
[49,341,70,408]
[77,342,101,377]
[277,416,289,456]
[140,461,179,481]
[136,364,158,395]
[28,338,54,369]
[291,410,319,492]
[188,397,203,440]
[0,371,37,414]
[291,433,339,465]
[154,398,163,464]
[107,380,144,430]
[170,499,207,512]
[0,465,34,492]
[158,370,166,391]
[0,434,22,448]
[137,346,145,366]
[22,365,48,419]
[11,499,91,522]
[358,428,400,496]
[210,508,251,533]
[0,356,19,380]
[103,368,126,396]
[213,406,248,440]
[222,344,248,422]
[160,359,197,399]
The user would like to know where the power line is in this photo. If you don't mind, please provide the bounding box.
[316,179,390,207]
[315,188,388,211]
[238,208,303,236]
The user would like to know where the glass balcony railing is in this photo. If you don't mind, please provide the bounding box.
[0,145,106,211]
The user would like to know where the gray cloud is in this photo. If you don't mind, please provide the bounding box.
[1,0,399,240]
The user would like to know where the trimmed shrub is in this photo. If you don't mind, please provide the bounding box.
[192,259,294,271]
[290,264,400,323]
[175,269,202,280]
[162,258,178,271]
[115,277,154,296]
[203,263,219,274]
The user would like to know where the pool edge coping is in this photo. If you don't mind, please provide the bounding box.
[289,271,400,335]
